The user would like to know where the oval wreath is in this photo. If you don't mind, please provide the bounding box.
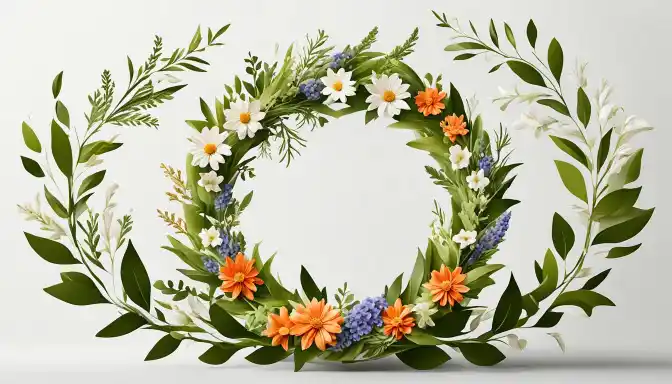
[19,12,655,371]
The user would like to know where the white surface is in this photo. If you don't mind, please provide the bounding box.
[1,0,670,381]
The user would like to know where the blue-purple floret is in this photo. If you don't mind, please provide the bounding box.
[214,184,233,210]
[329,51,352,69]
[467,211,512,266]
[299,79,325,101]
[218,232,241,259]
[478,155,494,176]
[202,257,219,274]
[332,296,388,350]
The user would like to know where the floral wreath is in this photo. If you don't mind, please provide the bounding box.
[19,12,654,371]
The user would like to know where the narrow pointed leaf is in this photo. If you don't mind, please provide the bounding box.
[22,122,42,152]
[120,241,151,311]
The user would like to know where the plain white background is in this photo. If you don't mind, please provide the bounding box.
[1,0,670,382]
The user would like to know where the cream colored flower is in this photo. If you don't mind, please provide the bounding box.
[199,226,222,248]
[365,72,411,118]
[452,229,477,249]
[320,68,356,104]
[466,169,490,191]
[224,100,266,140]
[189,127,231,170]
[449,145,471,170]
[198,171,224,193]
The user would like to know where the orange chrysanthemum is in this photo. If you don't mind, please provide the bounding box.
[262,306,295,351]
[290,298,344,351]
[440,113,469,143]
[382,298,415,340]
[423,265,470,307]
[415,87,447,116]
[218,253,264,300]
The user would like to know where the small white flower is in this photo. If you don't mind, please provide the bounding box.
[412,301,438,329]
[466,169,490,191]
[449,145,472,170]
[197,171,224,193]
[596,80,612,108]
[166,305,192,326]
[618,115,653,144]
[224,100,266,140]
[320,68,356,104]
[452,229,477,249]
[598,104,621,127]
[199,226,222,248]
[364,72,411,118]
[513,111,561,138]
[189,127,232,170]
[611,145,635,173]
[187,295,210,321]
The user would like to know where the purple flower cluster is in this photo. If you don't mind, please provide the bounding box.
[478,155,494,176]
[329,51,352,69]
[467,211,512,266]
[202,256,220,274]
[333,296,387,350]
[214,184,233,210]
[299,79,325,101]
[218,232,241,259]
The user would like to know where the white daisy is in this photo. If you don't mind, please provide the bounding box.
[198,171,224,193]
[199,226,222,248]
[189,127,231,171]
[452,229,477,249]
[466,169,490,191]
[365,72,411,118]
[320,68,356,104]
[224,100,266,139]
[449,145,472,170]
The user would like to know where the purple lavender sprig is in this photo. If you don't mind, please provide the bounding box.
[214,184,233,210]
[329,51,352,69]
[478,155,494,176]
[467,211,511,266]
[299,79,325,101]
[332,296,387,350]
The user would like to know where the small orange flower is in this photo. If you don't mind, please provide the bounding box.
[290,298,344,351]
[382,298,415,340]
[218,253,264,300]
[440,114,469,143]
[423,265,469,307]
[415,87,447,116]
[262,306,295,351]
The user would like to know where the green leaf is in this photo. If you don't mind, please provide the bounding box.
[96,312,147,338]
[44,272,108,305]
[294,345,322,372]
[145,334,182,361]
[534,261,543,283]
[396,346,451,370]
[594,187,641,221]
[550,290,615,316]
[21,156,45,178]
[529,249,559,303]
[597,128,613,172]
[406,136,446,156]
[239,191,253,211]
[406,328,443,346]
[51,120,72,177]
[24,232,79,264]
[55,101,70,128]
[489,19,499,47]
[507,61,545,87]
[188,25,202,52]
[552,213,575,260]
[401,252,425,304]
[22,122,42,152]
[428,310,472,337]
[455,342,505,366]
[465,264,504,284]
[549,135,589,169]
[489,63,503,73]
[120,241,151,311]
[609,149,643,189]
[526,20,538,48]
[300,266,323,300]
[547,38,564,82]
[504,22,516,48]
[52,71,63,98]
[537,99,570,116]
[386,273,403,305]
[533,311,563,328]
[582,269,611,290]
[444,42,489,51]
[78,141,122,163]
[454,53,476,61]
[210,303,260,339]
[554,160,588,203]
[199,98,216,127]
[199,343,247,365]
[245,346,291,365]
[577,87,591,127]
[78,170,106,197]
[482,199,520,223]
[592,208,654,245]
[44,186,68,218]
[492,274,522,334]
[606,244,641,259]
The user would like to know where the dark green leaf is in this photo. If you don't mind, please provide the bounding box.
[24,232,79,264]
[610,149,643,188]
[245,346,291,365]
[526,20,538,48]
[52,71,63,98]
[582,269,611,290]
[78,170,106,197]
[55,101,70,128]
[606,244,641,259]
[482,199,519,223]
[428,310,471,337]
[120,241,151,311]
[577,87,591,127]
[21,156,44,177]
[300,266,323,300]
[386,273,403,305]
[504,23,516,48]
[44,272,108,305]
[554,160,588,203]
[552,213,575,260]
[51,120,72,177]
[533,311,563,328]
[597,128,613,172]
[594,187,641,221]
[549,135,589,168]
[492,274,522,334]
[507,61,545,87]
[455,342,505,366]
[96,312,147,338]
[537,99,570,116]
[294,345,322,372]
[444,42,489,51]
[22,122,42,152]
[592,208,654,245]
[489,19,499,47]
[44,186,68,218]
[489,63,503,73]
[188,25,202,52]
[547,38,564,82]
[454,53,477,61]
[534,261,543,283]
[78,141,123,163]
[145,334,182,361]
[199,343,246,365]
[551,290,615,316]
[396,346,450,370]
[239,191,253,211]
[209,303,259,339]
[401,253,424,304]
[199,98,216,127]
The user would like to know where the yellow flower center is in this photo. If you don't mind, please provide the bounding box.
[383,90,396,102]
[391,316,402,326]
[239,112,251,124]
[279,327,290,336]
[309,317,323,329]
[203,143,217,155]
[333,81,343,91]
[440,280,453,291]
[233,272,246,283]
